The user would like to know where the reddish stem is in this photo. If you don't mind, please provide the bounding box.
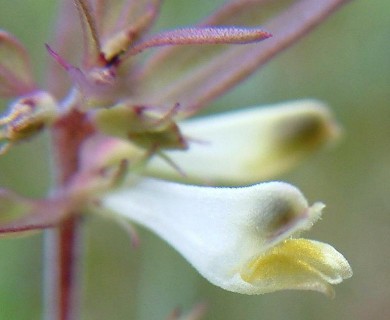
[44,217,84,320]
[44,110,94,320]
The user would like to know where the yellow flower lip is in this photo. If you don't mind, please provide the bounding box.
[239,202,351,297]
[241,238,353,298]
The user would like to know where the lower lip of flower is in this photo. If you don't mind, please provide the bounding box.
[240,238,352,297]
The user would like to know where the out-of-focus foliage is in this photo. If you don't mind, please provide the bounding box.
[0,0,389,319]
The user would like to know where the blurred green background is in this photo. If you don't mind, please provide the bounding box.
[0,0,389,319]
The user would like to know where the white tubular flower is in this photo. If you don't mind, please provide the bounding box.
[146,100,341,185]
[102,178,352,297]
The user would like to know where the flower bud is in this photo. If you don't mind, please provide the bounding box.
[0,91,57,154]
[146,100,341,185]
[93,103,187,150]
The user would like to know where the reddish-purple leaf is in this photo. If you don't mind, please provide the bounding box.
[135,0,350,116]
[0,190,70,237]
[45,0,83,98]
[46,44,73,71]
[74,0,102,68]
[125,26,271,56]
[136,0,289,92]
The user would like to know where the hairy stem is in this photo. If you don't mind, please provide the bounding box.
[44,110,94,320]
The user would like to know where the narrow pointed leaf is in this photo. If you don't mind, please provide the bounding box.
[74,0,102,67]
[0,30,35,97]
[0,190,69,237]
[46,0,83,98]
[140,0,289,78]
[126,26,271,56]
[136,0,351,116]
